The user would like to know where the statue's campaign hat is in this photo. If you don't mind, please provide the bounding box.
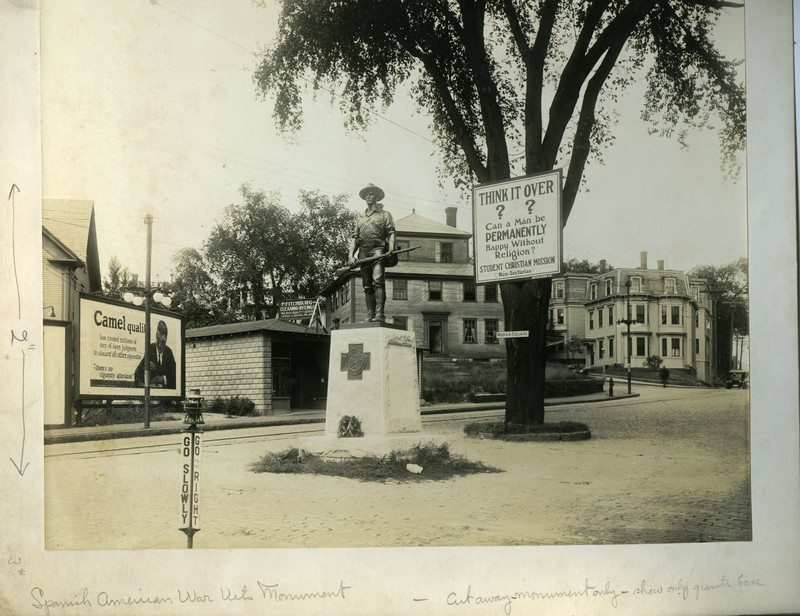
[359,183,385,201]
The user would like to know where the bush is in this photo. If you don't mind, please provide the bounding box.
[642,354,663,370]
[207,395,257,417]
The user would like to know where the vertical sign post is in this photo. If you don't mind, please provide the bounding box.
[179,420,202,548]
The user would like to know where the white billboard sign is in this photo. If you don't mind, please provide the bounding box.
[78,294,184,399]
[473,170,563,284]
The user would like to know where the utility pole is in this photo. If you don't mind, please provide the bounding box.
[144,214,153,428]
[616,277,634,394]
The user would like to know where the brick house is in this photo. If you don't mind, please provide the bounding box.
[185,319,329,414]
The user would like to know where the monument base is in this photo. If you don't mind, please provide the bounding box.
[303,323,447,459]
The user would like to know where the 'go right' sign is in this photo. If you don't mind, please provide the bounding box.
[472,169,563,284]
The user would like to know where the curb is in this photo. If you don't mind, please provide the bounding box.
[44,393,639,445]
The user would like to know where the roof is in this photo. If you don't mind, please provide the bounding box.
[42,200,96,263]
[42,227,83,264]
[395,211,471,238]
[186,318,329,339]
[42,199,102,291]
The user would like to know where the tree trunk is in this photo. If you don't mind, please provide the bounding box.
[501,277,552,426]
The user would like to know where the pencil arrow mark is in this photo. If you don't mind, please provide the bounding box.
[8,183,22,319]
[9,349,29,476]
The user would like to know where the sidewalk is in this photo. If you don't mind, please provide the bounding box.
[43,391,639,445]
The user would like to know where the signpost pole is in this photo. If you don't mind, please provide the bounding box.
[179,403,203,549]
[143,214,153,429]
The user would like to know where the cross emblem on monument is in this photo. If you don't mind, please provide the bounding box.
[340,343,371,380]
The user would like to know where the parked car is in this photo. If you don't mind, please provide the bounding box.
[726,370,748,389]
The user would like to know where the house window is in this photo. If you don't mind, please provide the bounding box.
[396,240,409,261]
[606,279,613,295]
[463,319,477,343]
[553,281,564,298]
[636,337,646,356]
[343,284,349,304]
[671,306,680,325]
[589,311,594,329]
[608,337,614,358]
[590,283,598,300]
[695,311,699,327]
[598,339,605,359]
[636,305,646,323]
[548,309,554,326]
[662,338,668,357]
[608,306,614,323]
[631,277,642,292]
[428,280,442,301]
[598,310,604,327]
[332,293,338,310]
[690,284,700,299]
[671,337,681,356]
[665,278,676,294]
[484,283,498,302]
[436,242,453,263]
[695,338,700,353]
[661,305,668,325]
[557,309,565,325]
[393,316,408,330]
[463,281,476,302]
[393,279,408,300]
[485,319,499,344]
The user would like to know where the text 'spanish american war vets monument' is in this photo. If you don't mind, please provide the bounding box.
[300,184,428,458]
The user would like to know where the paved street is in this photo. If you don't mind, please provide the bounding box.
[44,386,750,550]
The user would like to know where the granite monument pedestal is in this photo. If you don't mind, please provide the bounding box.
[300,323,430,458]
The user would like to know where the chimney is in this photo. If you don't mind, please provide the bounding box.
[657,260,664,271]
[640,251,648,270]
[599,259,607,273]
[445,207,458,228]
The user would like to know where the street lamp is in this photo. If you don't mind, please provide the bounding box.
[122,213,174,428]
[123,287,172,428]
[616,277,634,394]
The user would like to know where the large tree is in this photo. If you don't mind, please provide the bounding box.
[254,0,744,426]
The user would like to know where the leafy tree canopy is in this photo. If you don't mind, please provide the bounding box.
[171,185,356,325]
[563,257,613,273]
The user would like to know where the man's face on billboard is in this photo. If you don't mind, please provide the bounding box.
[156,328,167,353]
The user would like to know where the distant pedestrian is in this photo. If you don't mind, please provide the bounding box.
[660,366,670,388]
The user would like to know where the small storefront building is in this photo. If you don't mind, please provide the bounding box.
[185,319,330,415]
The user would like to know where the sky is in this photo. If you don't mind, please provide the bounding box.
[40,1,748,285]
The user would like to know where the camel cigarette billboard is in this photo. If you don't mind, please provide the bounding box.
[78,294,185,399]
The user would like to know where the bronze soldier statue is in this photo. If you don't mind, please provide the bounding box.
[348,183,396,322]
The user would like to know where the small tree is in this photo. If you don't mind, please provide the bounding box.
[102,256,132,297]
[566,335,585,363]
